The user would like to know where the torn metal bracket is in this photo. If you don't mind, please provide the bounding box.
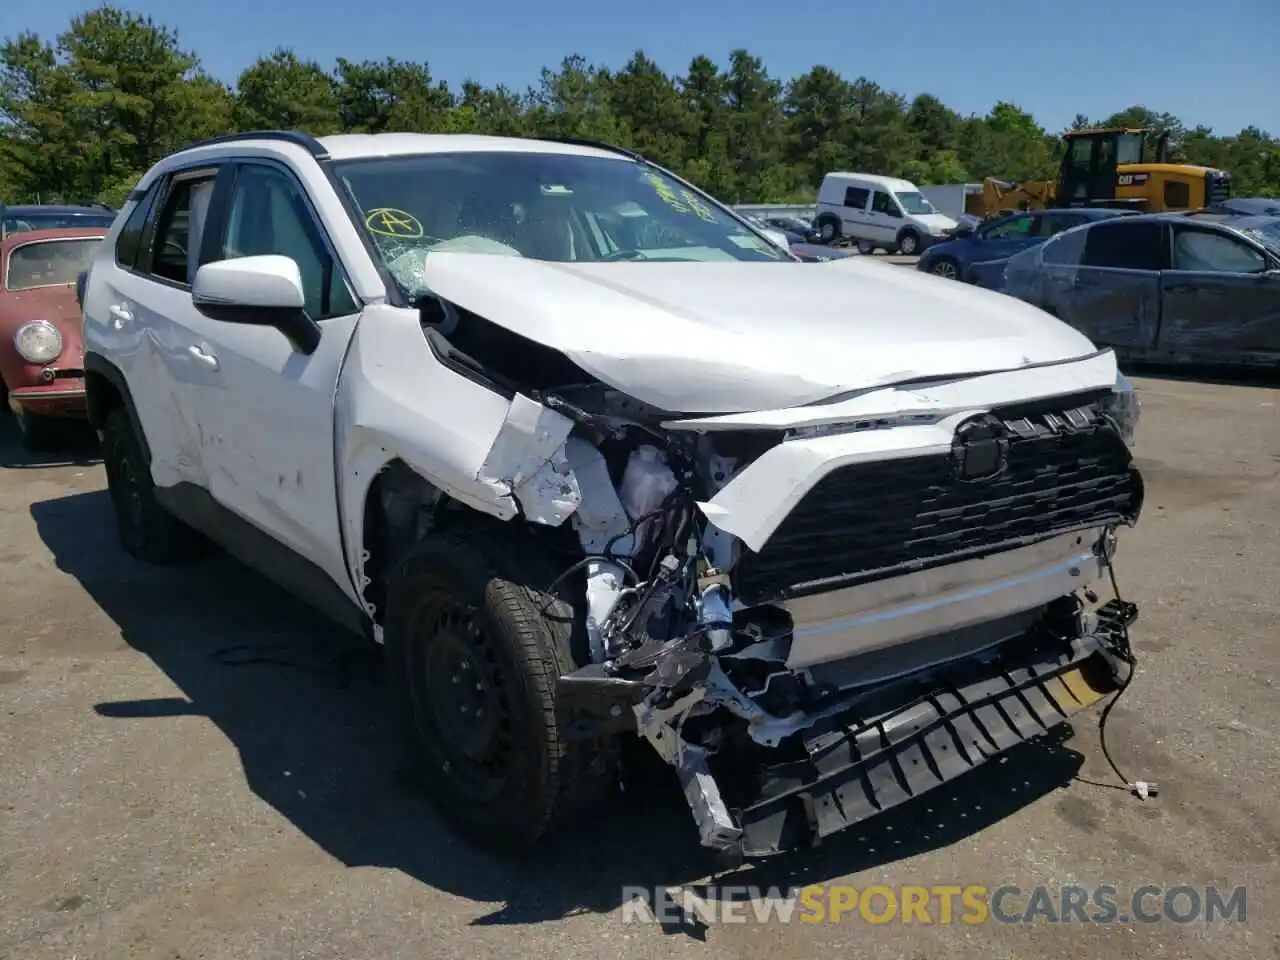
[476,392,581,525]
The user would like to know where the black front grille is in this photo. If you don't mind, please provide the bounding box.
[733,402,1143,605]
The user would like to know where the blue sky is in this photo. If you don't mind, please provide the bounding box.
[4,0,1278,136]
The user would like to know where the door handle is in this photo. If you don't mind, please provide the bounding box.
[188,343,219,370]
[108,304,132,329]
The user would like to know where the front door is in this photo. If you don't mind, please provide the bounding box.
[173,159,365,604]
[1160,223,1280,358]
[868,189,904,246]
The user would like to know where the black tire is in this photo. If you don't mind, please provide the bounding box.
[14,408,59,451]
[816,215,841,245]
[384,525,616,855]
[896,229,922,256]
[101,407,204,564]
[856,239,876,255]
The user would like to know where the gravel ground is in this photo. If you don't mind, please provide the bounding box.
[1,371,1277,960]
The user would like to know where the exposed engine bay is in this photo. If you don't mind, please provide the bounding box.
[401,296,1147,859]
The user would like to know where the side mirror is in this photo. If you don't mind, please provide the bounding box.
[192,255,321,355]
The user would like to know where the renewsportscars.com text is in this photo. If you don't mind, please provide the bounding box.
[620,884,1247,925]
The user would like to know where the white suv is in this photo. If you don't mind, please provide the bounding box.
[81,130,1146,860]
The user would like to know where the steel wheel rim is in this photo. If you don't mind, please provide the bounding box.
[409,597,514,802]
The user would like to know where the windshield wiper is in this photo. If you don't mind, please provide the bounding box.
[596,248,647,261]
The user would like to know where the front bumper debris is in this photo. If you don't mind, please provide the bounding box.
[736,600,1136,856]
[557,597,1138,859]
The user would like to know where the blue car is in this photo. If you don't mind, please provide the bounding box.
[916,208,1135,283]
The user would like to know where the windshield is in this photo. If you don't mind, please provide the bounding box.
[1115,133,1145,165]
[2,213,115,236]
[333,151,788,296]
[1242,222,1280,257]
[895,191,936,215]
[4,237,101,291]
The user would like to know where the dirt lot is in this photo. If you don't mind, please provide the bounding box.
[1,373,1278,960]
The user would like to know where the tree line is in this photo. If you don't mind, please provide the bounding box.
[3,7,1278,208]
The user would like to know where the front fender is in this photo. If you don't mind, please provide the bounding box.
[334,304,581,594]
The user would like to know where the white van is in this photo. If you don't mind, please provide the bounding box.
[815,173,959,255]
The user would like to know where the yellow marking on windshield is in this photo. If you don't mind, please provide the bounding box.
[365,207,424,238]
[680,189,718,223]
[642,172,690,214]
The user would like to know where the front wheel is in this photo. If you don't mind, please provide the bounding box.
[384,526,616,855]
[930,257,960,280]
[897,230,922,256]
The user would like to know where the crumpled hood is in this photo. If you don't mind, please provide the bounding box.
[420,252,1100,413]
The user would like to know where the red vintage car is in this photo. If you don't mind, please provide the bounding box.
[0,227,105,448]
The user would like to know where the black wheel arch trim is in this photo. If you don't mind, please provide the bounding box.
[84,352,152,465]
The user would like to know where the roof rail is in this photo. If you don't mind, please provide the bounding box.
[179,129,330,159]
[535,136,645,163]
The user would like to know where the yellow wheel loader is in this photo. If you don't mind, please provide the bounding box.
[980,127,1230,216]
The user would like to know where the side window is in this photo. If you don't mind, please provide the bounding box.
[871,191,901,217]
[1035,214,1083,238]
[843,186,869,210]
[1163,180,1191,209]
[1080,220,1163,271]
[149,172,218,285]
[1041,227,1087,266]
[114,183,160,269]
[219,164,357,320]
[983,215,1034,239]
[1171,228,1266,274]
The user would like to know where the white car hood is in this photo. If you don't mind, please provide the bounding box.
[419,252,1099,413]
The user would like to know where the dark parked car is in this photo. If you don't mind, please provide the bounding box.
[789,241,856,262]
[1001,213,1280,367]
[1195,197,1280,217]
[762,215,821,243]
[0,203,116,239]
[917,208,1134,282]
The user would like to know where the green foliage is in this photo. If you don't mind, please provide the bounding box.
[3,4,1278,204]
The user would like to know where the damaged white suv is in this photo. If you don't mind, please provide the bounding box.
[81,130,1145,859]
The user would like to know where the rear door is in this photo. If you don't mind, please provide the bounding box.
[1160,223,1280,359]
[86,166,225,488]
[1062,218,1164,349]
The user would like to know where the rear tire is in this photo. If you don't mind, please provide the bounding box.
[384,525,617,855]
[816,215,841,245]
[101,408,205,564]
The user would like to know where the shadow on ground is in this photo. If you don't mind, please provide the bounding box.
[0,415,101,470]
[31,485,1088,932]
